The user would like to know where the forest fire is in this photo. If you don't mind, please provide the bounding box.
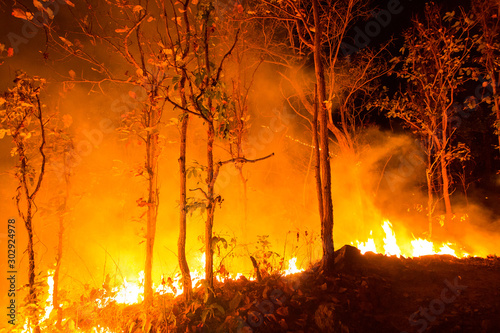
[2,0,500,331]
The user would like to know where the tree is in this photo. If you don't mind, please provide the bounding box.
[163,2,272,298]
[472,0,500,152]
[385,4,476,234]
[248,0,384,271]
[46,112,74,329]
[31,1,170,305]
[0,72,48,333]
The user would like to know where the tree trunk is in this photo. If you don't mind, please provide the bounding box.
[205,122,216,300]
[54,145,71,328]
[313,84,324,223]
[440,151,453,222]
[178,111,192,302]
[53,212,64,328]
[426,167,434,238]
[312,0,335,272]
[16,150,40,332]
[491,73,500,150]
[144,104,159,306]
[25,207,40,333]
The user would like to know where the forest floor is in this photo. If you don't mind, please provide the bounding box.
[72,245,500,333]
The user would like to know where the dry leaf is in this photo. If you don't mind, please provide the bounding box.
[115,27,130,33]
[12,8,33,20]
[63,0,75,7]
[59,36,73,47]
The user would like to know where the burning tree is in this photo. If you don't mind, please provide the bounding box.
[0,72,48,333]
[384,4,477,234]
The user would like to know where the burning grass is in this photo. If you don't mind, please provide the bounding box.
[6,218,496,333]
[13,245,499,333]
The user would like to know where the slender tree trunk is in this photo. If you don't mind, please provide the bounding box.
[53,159,69,328]
[439,114,453,223]
[25,206,40,333]
[178,111,192,302]
[313,85,324,222]
[15,96,45,333]
[53,212,64,328]
[144,104,159,306]
[312,0,335,272]
[205,122,216,300]
[178,75,193,302]
[426,167,434,238]
[440,151,453,222]
[491,74,500,149]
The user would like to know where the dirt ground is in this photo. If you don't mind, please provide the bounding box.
[203,245,500,333]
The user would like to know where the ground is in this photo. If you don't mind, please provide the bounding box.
[66,245,500,333]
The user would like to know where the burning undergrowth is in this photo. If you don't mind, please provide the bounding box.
[8,245,500,333]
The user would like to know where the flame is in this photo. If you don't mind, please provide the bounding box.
[43,269,55,321]
[354,219,471,258]
[354,231,377,254]
[284,257,304,275]
[112,271,144,304]
[381,220,402,257]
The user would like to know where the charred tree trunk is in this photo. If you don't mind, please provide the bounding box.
[312,0,335,272]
